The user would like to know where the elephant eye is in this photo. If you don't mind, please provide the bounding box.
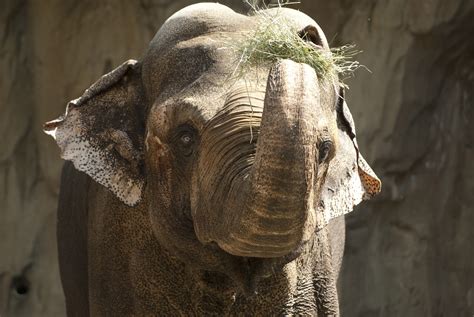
[318,140,333,163]
[175,124,197,157]
[180,133,193,145]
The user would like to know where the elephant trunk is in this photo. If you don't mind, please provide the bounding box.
[216,59,321,258]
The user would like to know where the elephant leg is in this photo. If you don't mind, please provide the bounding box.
[313,225,341,316]
[327,215,346,279]
[57,162,90,316]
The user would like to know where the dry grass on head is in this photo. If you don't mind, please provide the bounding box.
[231,0,362,88]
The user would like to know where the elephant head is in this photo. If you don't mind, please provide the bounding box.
[44,4,380,283]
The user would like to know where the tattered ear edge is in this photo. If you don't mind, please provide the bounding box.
[357,154,381,199]
[337,87,381,199]
[43,59,145,206]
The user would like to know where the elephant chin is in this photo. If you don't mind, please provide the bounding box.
[197,59,326,258]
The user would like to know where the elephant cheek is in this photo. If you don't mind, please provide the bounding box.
[145,139,177,245]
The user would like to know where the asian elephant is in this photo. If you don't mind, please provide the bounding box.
[44,3,380,316]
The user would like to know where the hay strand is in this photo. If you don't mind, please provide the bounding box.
[232,1,362,87]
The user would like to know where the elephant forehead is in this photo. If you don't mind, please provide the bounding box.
[143,36,237,102]
[142,3,327,101]
[148,3,323,48]
[142,6,251,102]
[149,3,249,48]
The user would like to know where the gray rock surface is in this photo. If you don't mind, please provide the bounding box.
[0,0,472,316]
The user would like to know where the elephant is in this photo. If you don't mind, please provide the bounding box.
[44,3,380,316]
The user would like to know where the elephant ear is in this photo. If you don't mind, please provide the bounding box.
[319,88,381,226]
[44,60,146,206]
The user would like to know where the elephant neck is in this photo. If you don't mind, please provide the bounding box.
[153,234,338,316]
[184,261,309,315]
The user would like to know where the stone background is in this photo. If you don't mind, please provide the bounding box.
[0,0,472,316]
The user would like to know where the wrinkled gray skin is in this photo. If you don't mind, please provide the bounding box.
[45,3,380,316]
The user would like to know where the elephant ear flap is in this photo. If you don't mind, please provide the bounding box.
[338,89,381,198]
[318,88,381,226]
[44,60,146,206]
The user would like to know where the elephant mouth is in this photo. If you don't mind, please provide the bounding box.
[192,59,328,259]
[197,239,313,296]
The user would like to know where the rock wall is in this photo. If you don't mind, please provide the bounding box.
[0,1,472,316]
